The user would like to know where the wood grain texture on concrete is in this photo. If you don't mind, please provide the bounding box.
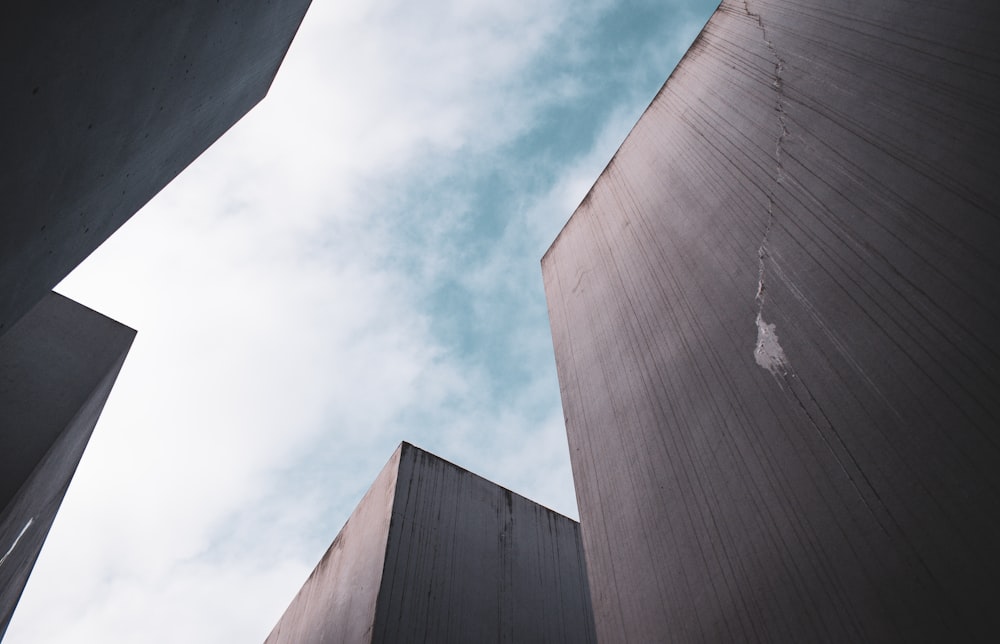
[266,443,596,644]
[0,293,135,639]
[0,0,312,336]
[542,0,1000,641]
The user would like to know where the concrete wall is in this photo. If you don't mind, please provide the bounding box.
[0,0,312,335]
[0,293,135,638]
[266,443,596,644]
[542,0,1000,641]
[373,444,595,644]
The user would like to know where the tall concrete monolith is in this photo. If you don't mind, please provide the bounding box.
[543,0,1000,640]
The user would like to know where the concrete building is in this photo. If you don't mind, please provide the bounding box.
[0,0,312,336]
[543,0,1000,641]
[265,443,596,644]
[0,293,135,638]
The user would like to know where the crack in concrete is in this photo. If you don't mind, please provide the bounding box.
[745,0,790,376]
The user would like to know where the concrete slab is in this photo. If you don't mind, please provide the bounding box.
[0,293,135,638]
[265,443,596,644]
[543,0,1000,641]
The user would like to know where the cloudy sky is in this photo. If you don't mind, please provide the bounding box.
[8,0,716,641]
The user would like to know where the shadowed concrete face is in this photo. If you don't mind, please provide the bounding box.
[543,0,1000,641]
[265,443,596,644]
[0,293,135,639]
[0,0,312,336]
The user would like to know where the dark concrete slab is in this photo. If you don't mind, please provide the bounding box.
[0,0,312,336]
[0,293,135,639]
[265,443,596,644]
[542,1,1000,641]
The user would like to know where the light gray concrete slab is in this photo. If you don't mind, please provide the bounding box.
[266,447,400,644]
[266,443,596,644]
[543,1,1000,641]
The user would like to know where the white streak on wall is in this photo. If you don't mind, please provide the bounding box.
[754,312,788,376]
[0,518,35,568]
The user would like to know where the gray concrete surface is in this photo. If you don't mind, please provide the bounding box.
[542,0,1000,641]
[266,447,400,644]
[0,293,135,639]
[265,443,596,644]
[0,0,312,336]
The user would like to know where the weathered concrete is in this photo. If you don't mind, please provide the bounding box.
[266,448,401,644]
[543,0,1000,641]
[265,443,596,644]
[0,0,312,336]
[0,293,135,639]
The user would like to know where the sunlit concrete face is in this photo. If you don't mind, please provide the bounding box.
[0,0,312,336]
[265,443,596,644]
[0,293,135,638]
[543,0,1000,641]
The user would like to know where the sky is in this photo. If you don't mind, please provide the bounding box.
[7,1,718,641]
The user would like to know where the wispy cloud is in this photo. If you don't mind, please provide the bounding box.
[6,1,716,641]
